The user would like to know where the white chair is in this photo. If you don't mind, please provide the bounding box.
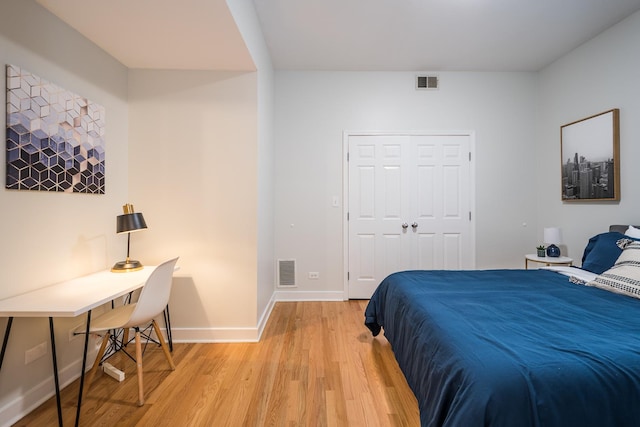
[85,257,179,406]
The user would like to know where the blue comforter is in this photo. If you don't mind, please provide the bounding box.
[365,269,640,427]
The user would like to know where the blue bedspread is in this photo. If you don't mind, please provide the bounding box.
[365,269,640,427]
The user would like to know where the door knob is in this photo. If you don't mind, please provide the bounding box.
[411,222,418,229]
[402,223,409,229]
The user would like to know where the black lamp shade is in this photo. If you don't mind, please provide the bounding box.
[116,212,147,234]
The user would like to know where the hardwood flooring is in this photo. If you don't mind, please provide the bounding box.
[13,301,419,426]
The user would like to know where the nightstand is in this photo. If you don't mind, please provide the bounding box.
[525,254,573,269]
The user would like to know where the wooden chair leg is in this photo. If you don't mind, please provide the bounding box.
[84,333,110,396]
[135,329,144,406]
[152,319,175,370]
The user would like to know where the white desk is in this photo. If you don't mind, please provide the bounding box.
[0,267,154,317]
[0,266,163,427]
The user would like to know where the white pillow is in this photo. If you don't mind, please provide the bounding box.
[587,239,640,299]
[625,225,640,238]
[542,266,597,284]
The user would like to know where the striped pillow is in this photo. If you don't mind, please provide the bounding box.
[587,239,640,299]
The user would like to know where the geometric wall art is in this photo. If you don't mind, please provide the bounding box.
[6,64,105,194]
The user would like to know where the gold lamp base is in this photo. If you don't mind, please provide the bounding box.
[111,259,144,273]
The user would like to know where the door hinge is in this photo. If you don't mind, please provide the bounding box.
[468,152,471,161]
[469,211,472,221]
[347,272,350,280]
[347,152,350,161]
[347,212,349,221]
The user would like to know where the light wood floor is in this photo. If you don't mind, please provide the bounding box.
[13,301,419,426]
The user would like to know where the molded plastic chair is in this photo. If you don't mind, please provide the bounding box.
[85,257,179,406]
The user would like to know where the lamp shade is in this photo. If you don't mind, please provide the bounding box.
[116,212,147,234]
[543,227,562,245]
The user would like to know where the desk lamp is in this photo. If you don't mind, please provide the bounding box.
[112,203,148,272]
[544,227,562,257]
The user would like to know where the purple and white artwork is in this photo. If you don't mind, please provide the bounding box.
[6,64,105,193]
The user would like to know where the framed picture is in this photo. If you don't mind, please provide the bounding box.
[6,64,106,194]
[560,109,619,201]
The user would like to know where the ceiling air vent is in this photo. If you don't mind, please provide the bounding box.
[416,75,439,90]
[277,259,296,287]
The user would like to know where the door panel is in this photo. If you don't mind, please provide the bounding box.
[416,165,435,218]
[416,232,436,270]
[443,165,461,218]
[383,165,402,218]
[443,233,463,269]
[353,233,375,279]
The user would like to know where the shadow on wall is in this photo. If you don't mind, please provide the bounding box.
[168,276,210,330]
[0,1,129,99]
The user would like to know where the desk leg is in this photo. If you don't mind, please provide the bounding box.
[163,305,173,352]
[49,317,63,427]
[75,309,92,427]
[1,317,14,370]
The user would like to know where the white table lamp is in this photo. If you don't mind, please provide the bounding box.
[544,227,562,257]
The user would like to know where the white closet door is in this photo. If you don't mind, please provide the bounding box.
[347,133,473,299]
[411,134,472,271]
[348,135,412,299]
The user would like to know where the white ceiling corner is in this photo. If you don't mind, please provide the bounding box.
[36,0,256,71]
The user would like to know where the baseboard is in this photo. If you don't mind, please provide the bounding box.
[274,290,346,301]
[168,295,276,343]
[167,291,344,342]
[0,355,86,427]
[256,296,276,340]
[170,327,261,343]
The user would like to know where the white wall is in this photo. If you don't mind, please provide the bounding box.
[125,0,276,341]
[226,0,276,336]
[127,69,260,337]
[0,1,129,423]
[536,10,640,263]
[273,71,539,296]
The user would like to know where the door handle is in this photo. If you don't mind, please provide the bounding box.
[411,222,418,229]
[402,223,409,229]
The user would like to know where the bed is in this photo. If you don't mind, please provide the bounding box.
[365,225,640,427]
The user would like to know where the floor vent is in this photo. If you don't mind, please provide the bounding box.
[277,259,296,287]
[416,75,439,90]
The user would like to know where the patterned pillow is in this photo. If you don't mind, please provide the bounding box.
[587,239,640,299]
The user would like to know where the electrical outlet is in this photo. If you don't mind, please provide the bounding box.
[25,342,47,365]
[308,272,320,279]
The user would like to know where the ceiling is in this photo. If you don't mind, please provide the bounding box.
[37,0,640,72]
[35,0,255,71]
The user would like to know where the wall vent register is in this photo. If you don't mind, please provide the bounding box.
[277,259,296,287]
[416,75,439,90]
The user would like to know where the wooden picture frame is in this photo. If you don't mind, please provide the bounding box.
[560,109,620,201]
